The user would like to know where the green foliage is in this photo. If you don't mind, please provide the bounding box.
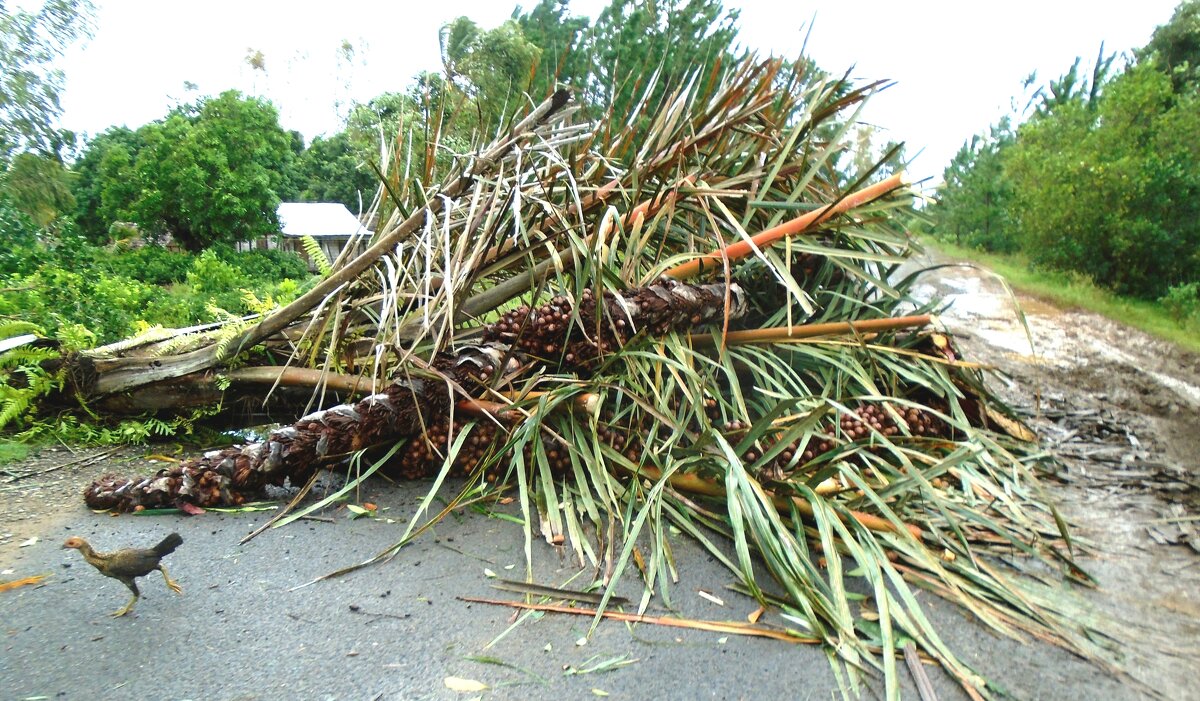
[1139,0,1200,89]
[934,10,1200,302]
[290,132,375,211]
[70,92,294,251]
[186,249,250,309]
[17,407,223,446]
[440,17,542,127]
[1,151,75,226]
[0,196,50,275]
[102,245,193,285]
[1159,281,1200,324]
[1006,62,1200,298]
[129,91,294,250]
[70,126,143,242]
[219,246,310,283]
[513,0,592,99]
[589,0,740,118]
[933,120,1017,252]
[1030,44,1115,117]
[0,263,155,341]
[298,236,333,276]
[0,215,314,344]
[0,328,62,431]
[0,0,94,164]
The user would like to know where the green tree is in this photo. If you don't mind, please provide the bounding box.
[1029,45,1115,117]
[0,151,74,227]
[513,0,592,100]
[1139,0,1200,88]
[439,16,541,129]
[933,120,1017,252]
[290,131,375,211]
[70,126,143,241]
[589,0,739,117]
[344,75,475,189]
[1006,62,1200,297]
[127,91,295,251]
[0,0,94,164]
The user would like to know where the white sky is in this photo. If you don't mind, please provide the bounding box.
[59,0,1181,182]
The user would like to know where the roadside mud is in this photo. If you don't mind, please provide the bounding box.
[908,252,1200,696]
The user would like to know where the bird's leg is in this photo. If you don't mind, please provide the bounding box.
[112,592,138,617]
[158,565,183,595]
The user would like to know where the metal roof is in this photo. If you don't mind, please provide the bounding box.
[276,202,370,239]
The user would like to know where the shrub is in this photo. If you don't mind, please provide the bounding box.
[1160,282,1200,324]
[0,266,156,343]
[214,245,310,283]
[105,246,194,285]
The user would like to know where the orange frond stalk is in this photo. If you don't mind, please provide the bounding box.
[665,172,908,280]
[459,596,819,644]
[689,315,932,346]
[631,464,922,540]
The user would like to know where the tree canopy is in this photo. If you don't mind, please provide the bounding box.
[1139,0,1200,88]
[0,0,94,165]
[289,131,375,212]
[932,2,1200,300]
[1005,62,1200,297]
[71,91,295,250]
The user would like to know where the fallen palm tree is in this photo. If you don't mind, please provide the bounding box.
[8,58,1130,697]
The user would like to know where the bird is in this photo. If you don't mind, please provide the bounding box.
[62,533,184,617]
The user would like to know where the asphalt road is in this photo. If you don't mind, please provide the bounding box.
[1,477,1141,701]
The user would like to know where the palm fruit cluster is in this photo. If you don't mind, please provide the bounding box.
[390,418,500,480]
[695,397,946,479]
[485,294,592,363]
[483,279,747,369]
[388,416,579,484]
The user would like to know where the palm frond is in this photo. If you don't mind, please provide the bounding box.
[80,57,1123,699]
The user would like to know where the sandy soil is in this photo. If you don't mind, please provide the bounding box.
[2,252,1198,697]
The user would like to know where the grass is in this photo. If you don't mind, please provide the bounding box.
[923,238,1200,354]
[0,439,31,464]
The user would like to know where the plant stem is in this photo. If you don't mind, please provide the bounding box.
[665,172,907,280]
[631,464,922,539]
[689,315,932,345]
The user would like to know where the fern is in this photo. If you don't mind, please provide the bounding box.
[0,343,64,430]
[0,321,45,339]
[213,320,256,360]
[148,330,214,358]
[17,405,225,446]
[299,235,333,276]
[0,346,59,373]
[0,393,29,429]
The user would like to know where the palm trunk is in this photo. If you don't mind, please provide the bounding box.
[84,279,748,511]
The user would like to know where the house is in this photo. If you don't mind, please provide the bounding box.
[238,203,371,269]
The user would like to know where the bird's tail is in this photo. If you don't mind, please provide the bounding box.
[153,532,183,556]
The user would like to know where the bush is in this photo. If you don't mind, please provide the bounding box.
[217,245,310,283]
[1160,282,1200,324]
[0,265,157,343]
[104,245,195,285]
[0,199,46,276]
[185,249,247,312]
[0,214,318,345]
[1006,64,1200,299]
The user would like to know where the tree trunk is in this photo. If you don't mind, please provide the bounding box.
[84,279,748,511]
